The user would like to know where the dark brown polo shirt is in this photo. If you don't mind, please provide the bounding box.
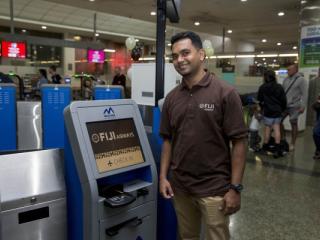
[160,72,247,197]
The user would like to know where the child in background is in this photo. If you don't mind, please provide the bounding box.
[248,104,262,152]
[312,94,320,160]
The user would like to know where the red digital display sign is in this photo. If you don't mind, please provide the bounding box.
[1,41,26,58]
[87,49,105,63]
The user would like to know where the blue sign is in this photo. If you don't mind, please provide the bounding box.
[93,86,122,100]
[0,84,16,151]
[41,85,71,149]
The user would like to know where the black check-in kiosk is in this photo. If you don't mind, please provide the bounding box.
[64,99,157,240]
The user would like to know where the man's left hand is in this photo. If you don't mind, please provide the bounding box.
[221,189,241,215]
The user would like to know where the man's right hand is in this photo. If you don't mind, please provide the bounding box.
[159,178,174,199]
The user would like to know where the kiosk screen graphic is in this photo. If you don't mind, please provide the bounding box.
[86,118,145,173]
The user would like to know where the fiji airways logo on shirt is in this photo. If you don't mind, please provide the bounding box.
[199,103,215,111]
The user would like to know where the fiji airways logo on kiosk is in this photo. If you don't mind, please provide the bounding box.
[104,107,115,117]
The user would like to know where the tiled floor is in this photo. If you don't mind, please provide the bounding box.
[230,127,320,240]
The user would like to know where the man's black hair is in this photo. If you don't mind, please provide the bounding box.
[49,65,57,71]
[171,31,203,49]
[263,70,276,83]
[39,69,48,79]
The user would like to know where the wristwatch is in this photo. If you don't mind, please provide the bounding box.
[229,184,243,193]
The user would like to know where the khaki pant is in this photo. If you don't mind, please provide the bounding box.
[173,192,230,240]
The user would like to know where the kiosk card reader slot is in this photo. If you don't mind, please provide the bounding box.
[64,99,157,240]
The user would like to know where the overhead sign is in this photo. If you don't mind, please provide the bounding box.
[300,25,320,68]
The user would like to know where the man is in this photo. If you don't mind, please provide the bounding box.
[282,64,306,151]
[49,65,62,84]
[112,66,126,89]
[159,31,247,240]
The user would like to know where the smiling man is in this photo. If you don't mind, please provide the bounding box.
[159,31,247,240]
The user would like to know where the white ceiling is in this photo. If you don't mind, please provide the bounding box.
[0,0,302,52]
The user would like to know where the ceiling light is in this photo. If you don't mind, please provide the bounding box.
[167,43,172,46]
[89,0,95,2]
[279,53,299,57]
[135,39,139,42]
[257,54,278,57]
[255,61,258,64]
[95,33,99,37]
[301,0,307,4]
[262,39,267,43]
[241,0,247,2]
[104,49,116,53]
[217,55,236,59]
[194,21,200,26]
[261,51,264,54]
[293,46,297,50]
[236,55,255,58]
[262,58,266,61]
[41,26,47,29]
[22,29,26,33]
[277,42,282,46]
[273,59,277,62]
[227,29,233,34]
[150,11,156,16]
[278,12,285,16]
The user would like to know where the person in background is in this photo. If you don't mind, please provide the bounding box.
[312,94,320,160]
[0,72,14,83]
[37,69,49,89]
[159,31,247,240]
[282,64,306,151]
[112,66,126,89]
[258,70,287,158]
[49,65,62,84]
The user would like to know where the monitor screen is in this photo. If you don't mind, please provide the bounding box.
[86,118,145,173]
[1,41,26,58]
[87,49,105,63]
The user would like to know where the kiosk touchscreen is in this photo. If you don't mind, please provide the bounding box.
[64,99,157,240]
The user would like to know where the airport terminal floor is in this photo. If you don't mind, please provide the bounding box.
[230,127,320,240]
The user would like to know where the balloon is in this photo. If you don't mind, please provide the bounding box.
[125,36,136,50]
[204,47,214,57]
[202,40,212,49]
[131,46,141,61]
[202,40,214,57]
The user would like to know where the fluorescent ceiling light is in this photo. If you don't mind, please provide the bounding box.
[89,0,95,2]
[278,12,285,16]
[73,36,81,41]
[140,57,155,61]
[150,11,156,16]
[241,0,247,2]
[227,29,233,34]
[209,56,217,59]
[257,54,278,57]
[167,43,172,46]
[217,55,235,59]
[41,26,47,29]
[104,49,116,53]
[236,55,255,58]
[194,21,200,26]
[279,53,298,57]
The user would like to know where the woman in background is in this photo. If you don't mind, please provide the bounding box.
[258,70,287,158]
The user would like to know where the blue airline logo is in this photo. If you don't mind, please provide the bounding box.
[104,107,115,117]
